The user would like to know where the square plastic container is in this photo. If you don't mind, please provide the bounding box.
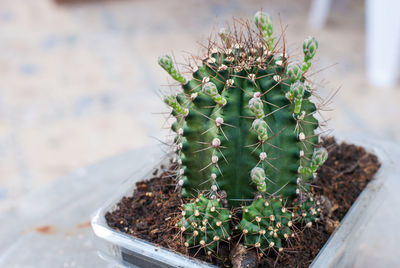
[91,136,397,268]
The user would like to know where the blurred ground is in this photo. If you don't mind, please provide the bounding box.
[0,0,399,212]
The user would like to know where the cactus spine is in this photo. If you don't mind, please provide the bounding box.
[159,12,327,254]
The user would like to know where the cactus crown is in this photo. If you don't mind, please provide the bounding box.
[159,12,327,255]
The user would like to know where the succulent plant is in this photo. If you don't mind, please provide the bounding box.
[239,197,293,252]
[178,194,231,252]
[159,12,327,255]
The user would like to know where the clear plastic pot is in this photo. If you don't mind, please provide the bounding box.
[91,136,400,268]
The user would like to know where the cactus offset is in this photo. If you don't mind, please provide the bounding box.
[239,197,293,252]
[179,195,231,252]
[159,12,327,253]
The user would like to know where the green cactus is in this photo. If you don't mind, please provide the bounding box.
[239,197,293,252]
[178,194,231,252]
[296,195,321,226]
[159,12,327,253]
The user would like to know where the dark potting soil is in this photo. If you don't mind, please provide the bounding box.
[105,137,381,267]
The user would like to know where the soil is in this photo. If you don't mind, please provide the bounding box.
[105,137,381,267]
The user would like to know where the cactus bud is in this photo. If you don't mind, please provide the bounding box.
[288,81,305,114]
[298,166,313,176]
[248,96,264,118]
[252,119,269,142]
[251,167,267,193]
[164,95,189,116]
[254,11,274,47]
[302,37,318,72]
[311,147,328,172]
[290,81,305,99]
[286,62,302,83]
[312,147,328,166]
[202,82,227,106]
[158,55,186,84]
[303,36,318,61]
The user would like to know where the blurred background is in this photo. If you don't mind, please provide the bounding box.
[0,0,399,213]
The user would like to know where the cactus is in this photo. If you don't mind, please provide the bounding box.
[159,12,327,254]
[239,197,293,253]
[296,195,321,226]
[178,194,231,252]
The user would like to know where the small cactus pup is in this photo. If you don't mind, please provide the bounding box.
[240,197,293,253]
[158,11,328,254]
[178,194,231,253]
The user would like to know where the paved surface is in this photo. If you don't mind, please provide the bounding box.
[0,144,163,268]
